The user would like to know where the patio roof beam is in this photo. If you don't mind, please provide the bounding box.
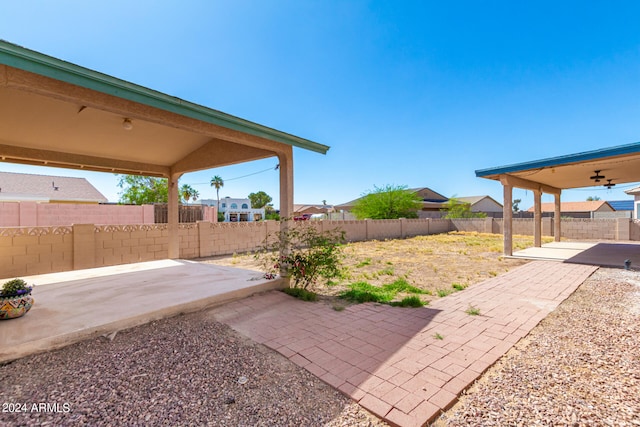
[499,174,561,195]
[0,142,169,177]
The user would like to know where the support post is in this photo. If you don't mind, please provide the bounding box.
[534,189,542,247]
[168,171,182,259]
[554,193,562,242]
[503,184,513,256]
[278,149,294,285]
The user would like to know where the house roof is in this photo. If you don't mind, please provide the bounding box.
[456,195,503,207]
[625,186,640,195]
[526,200,614,213]
[607,200,634,211]
[293,204,332,213]
[0,171,107,203]
[476,142,640,191]
[0,40,328,178]
[336,187,447,210]
[409,188,448,202]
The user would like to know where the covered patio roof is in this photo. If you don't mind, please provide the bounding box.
[0,40,329,259]
[476,141,640,191]
[0,40,328,178]
[476,142,640,255]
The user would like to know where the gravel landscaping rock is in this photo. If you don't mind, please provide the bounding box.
[0,311,385,426]
[437,268,640,426]
[2,265,636,426]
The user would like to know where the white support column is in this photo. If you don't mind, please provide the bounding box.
[503,184,513,256]
[554,192,562,242]
[534,189,542,247]
[168,171,182,259]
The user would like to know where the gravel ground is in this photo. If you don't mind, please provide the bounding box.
[1,267,637,426]
[0,310,386,426]
[437,268,640,426]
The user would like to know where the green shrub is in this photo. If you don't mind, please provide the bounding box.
[390,296,425,307]
[340,281,394,303]
[383,278,427,294]
[256,223,345,289]
[1,278,30,297]
[452,283,467,291]
[282,287,318,302]
[437,288,452,297]
[340,280,427,307]
[465,304,481,316]
[355,258,372,268]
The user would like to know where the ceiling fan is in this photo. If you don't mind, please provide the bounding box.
[590,170,605,182]
[604,179,616,189]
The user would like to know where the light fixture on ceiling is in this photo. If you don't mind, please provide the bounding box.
[590,170,605,182]
[122,118,133,131]
[604,179,616,189]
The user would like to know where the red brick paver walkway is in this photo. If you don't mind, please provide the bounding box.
[213,261,597,426]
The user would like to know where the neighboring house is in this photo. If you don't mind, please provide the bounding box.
[334,187,502,218]
[526,201,615,219]
[625,186,640,219]
[456,195,503,214]
[200,197,264,222]
[293,204,333,215]
[607,200,635,219]
[0,171,107,203]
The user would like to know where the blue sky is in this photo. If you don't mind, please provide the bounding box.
[1,1,639,209]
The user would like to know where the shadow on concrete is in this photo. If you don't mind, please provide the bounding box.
[564,242,640,269]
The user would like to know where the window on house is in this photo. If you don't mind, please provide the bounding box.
[231,203,238,209]
[242,203,248,209]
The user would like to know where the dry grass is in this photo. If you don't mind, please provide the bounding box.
[202,231,552,305]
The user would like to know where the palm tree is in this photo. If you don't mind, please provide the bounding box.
[180,184,199,204]
[210,175,224,213]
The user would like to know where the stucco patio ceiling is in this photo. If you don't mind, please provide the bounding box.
[0,40,329,259]
[0,40,328,178]
[476,141,640,190]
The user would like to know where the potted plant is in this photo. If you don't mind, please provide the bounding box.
[0,278,34,320]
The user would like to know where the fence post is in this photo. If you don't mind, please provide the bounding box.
[73,224,96,270]
[616,218,631,241]
[484,217,493,234]
[198,221,213,257]
[365,219,370,240]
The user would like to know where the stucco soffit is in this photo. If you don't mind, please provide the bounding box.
[172,139,275,175]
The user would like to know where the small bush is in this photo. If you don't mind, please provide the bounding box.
[452,283,467,291]
[355,258,372,268]
[1,278,30,297]
[379,267,395,276]
[437,288,452,298]
[390,296,425,307]
[383,278,427,294]
[340,281,394,303]
[465,304,481,316]
[282,287,318,302]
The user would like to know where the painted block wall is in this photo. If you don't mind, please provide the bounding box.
[1,217,637,279]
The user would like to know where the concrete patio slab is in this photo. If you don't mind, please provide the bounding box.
[213,261,597,427]
[511,241,640,269]
[0,260,283,363]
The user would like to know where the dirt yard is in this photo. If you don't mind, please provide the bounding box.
[201,231,552,305]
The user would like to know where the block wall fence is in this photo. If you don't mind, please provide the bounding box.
[0,202,217,227]
[1,217,638,278]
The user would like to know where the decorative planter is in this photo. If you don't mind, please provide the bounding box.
[0,292,34,320]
